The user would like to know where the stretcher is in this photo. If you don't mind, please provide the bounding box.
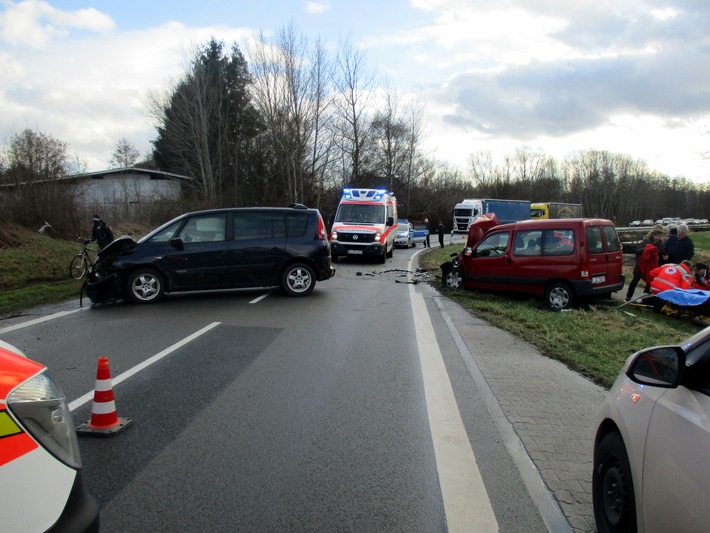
[618,288,710,324]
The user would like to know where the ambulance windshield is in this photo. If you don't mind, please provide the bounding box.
[335,204,385,224]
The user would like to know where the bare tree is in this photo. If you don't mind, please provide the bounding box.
[0,128,83,229]
[370,84,409,191]
[108,137,140,168]
[248,24,337,207]
[332,35,376,186]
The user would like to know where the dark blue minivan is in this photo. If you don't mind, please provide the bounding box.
[84,205,334,304]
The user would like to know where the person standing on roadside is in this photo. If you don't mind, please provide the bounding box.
[424,218,431,247]
[86,214,115,250]
[625,228,664,302]
[437,221,445,248]
[665,223,694,264]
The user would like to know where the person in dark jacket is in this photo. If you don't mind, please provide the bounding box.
[437,221,445,248]
[625,228,664,302]
[665,223,694,264]
[86,215,115,250]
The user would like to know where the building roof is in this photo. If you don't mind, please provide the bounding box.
[63,166,194,182]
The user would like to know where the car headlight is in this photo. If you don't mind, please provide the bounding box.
[7,372,82,469]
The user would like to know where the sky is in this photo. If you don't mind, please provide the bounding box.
[1,0,709,182]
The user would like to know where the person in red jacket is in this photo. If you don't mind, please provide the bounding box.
[625,228,664,301]
[649,261,692,294]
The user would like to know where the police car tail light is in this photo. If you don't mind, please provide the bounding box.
[7,371,82,469]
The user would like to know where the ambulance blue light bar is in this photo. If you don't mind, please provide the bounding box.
[342,188,390,200]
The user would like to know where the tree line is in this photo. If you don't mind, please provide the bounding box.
[1,27,709,238]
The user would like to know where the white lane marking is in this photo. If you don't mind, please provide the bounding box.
[250,293,270,304]
[434,296,573,533]
[68,322,221,411]
[0,307,87,334]
[408,283,499,530]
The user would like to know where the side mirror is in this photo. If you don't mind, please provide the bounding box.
[387,217,394,227]
[627,346,684,387]
[170,237,185,251]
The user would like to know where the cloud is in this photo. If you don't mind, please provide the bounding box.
[0,9,253,167]
[0,0,115,47]
[394,1,710,140]
[305,1,330,14]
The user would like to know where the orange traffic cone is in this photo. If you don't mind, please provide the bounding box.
[76,356,133,437]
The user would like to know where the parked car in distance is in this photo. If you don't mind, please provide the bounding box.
[593,326,710,533]
[411,222,430,246]
[395,219,415,248]
[85,205,335,304]
[0,340,100,533]
[454,217,625,310]
[642,219,654,226]
[629,220,641,227]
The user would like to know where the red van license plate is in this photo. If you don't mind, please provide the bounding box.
[592,276,606,284]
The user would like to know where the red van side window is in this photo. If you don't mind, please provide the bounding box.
[586,226,604,253]
[543,229,574,256]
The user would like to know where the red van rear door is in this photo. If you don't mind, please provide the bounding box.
[585,223,624,287]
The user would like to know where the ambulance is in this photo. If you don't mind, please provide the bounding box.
[330,188,398,263]
[0,339,100,532]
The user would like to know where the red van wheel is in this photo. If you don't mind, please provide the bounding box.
[546,282,574,310]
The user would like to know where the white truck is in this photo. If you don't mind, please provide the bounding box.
[330,188,398,263]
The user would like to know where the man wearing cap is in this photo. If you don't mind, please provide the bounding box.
[86,214,115,250]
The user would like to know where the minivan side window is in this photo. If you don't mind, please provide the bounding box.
[542,229,574,256]
[178,214,227,243]
[476,232,510,257]
[233,212,273,240]
[514,230,542,256]
[586,226,604,253]
[603,225,621,252]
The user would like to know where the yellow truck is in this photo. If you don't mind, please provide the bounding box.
[530,202,583,219]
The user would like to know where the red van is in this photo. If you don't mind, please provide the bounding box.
[451,217,625,310]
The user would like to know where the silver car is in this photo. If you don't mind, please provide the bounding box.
[593,326,710,533]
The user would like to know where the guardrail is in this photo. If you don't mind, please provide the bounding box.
[617,224,710,253]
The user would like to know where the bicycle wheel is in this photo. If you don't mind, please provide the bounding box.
[69,254,88,279]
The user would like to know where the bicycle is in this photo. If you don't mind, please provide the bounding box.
[69,237,98,280]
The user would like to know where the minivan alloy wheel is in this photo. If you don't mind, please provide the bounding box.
[127,268,165,303]
[282,263,315,296]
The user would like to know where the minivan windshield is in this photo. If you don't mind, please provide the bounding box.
[335,204,384,224]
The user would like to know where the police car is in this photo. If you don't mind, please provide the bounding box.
[0,339,100,532]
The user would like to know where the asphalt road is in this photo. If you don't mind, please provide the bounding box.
[1,242,559,532]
